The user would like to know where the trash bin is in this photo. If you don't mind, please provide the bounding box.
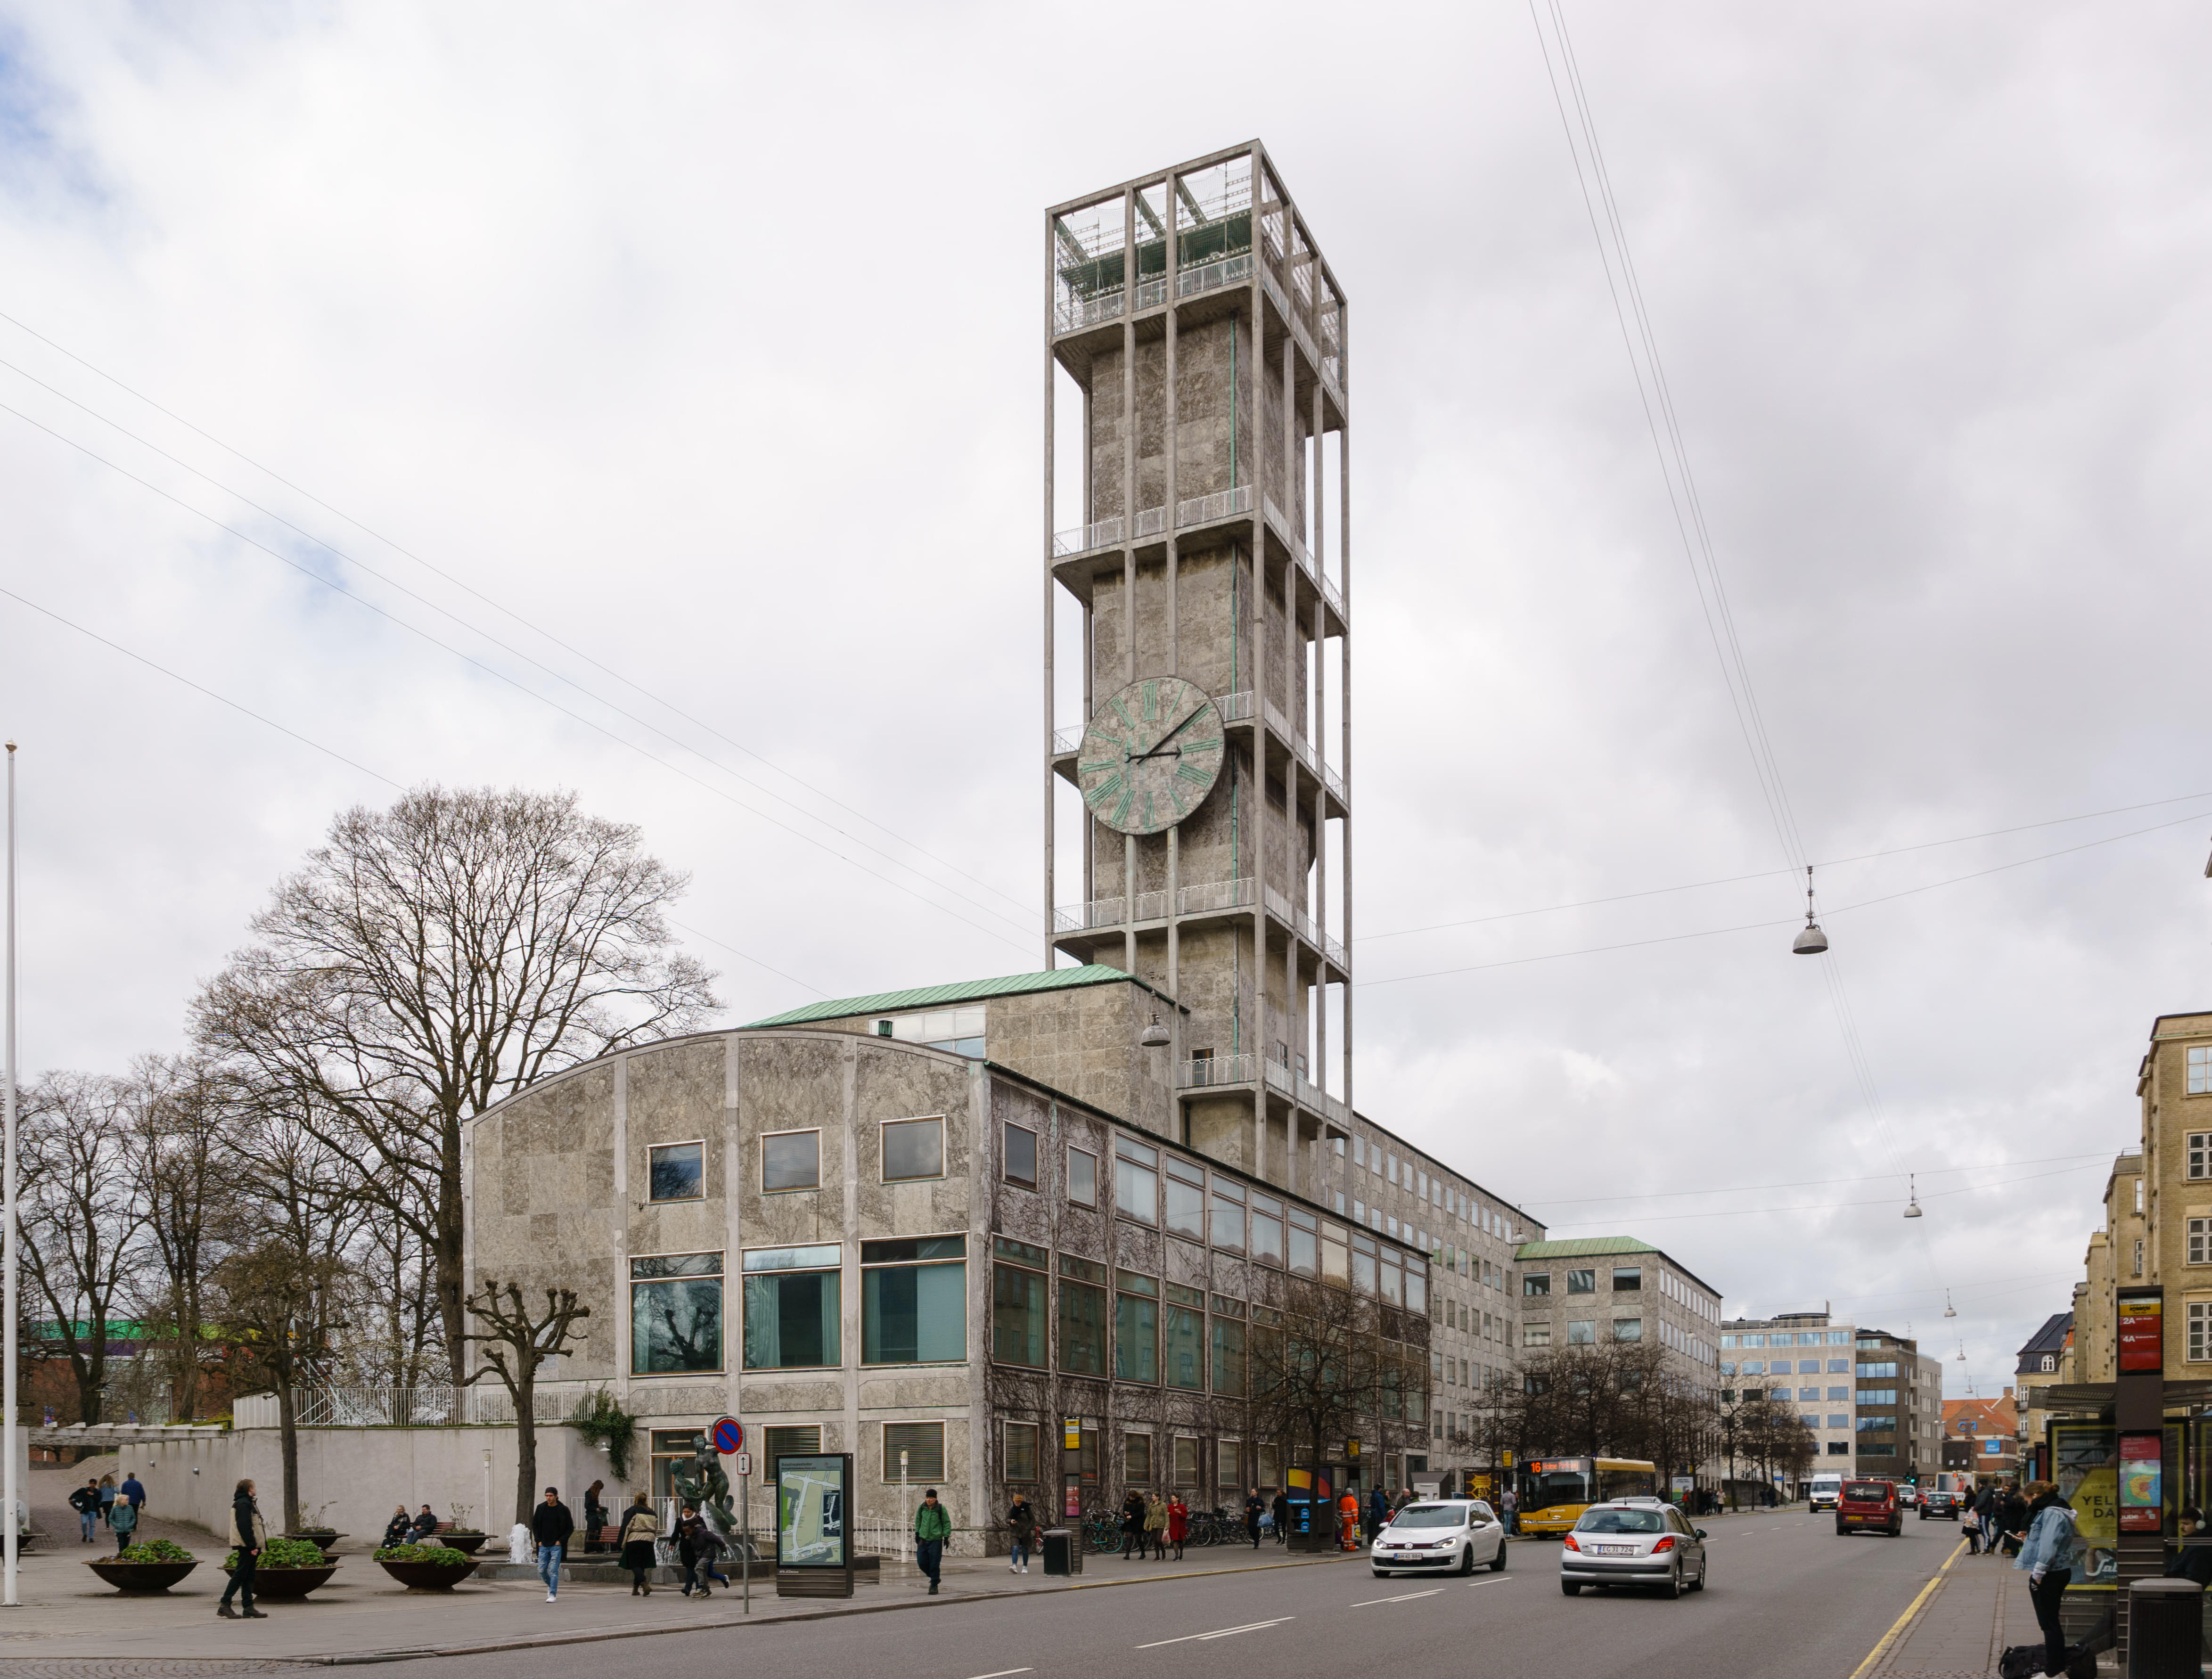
[2129,1577,2202,1679]
[1042,1528,1081,1576]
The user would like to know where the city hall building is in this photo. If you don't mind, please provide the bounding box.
[463,143,1546,1545]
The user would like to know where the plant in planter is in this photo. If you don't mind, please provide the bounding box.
[88,1538,199,1593]
[440,1504,487,1555]
[225,1535,338,1599]
[285,1502,344,1554]
[373,1542,480,1591]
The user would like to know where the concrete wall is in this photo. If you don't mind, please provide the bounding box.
[86,1425,618,1545]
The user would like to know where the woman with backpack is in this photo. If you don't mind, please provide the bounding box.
[2013,1481,2081,1678]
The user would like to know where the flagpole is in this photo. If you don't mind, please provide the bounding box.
[5,740,19,1608]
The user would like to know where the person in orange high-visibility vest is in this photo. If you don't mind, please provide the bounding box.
[1338,1491,1361,1551]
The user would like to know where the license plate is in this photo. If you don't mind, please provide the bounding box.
[1593,1544,1636,1555]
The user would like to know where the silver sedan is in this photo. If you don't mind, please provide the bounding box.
[1559,1499,1708,1598]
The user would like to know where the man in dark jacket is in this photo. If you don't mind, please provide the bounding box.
[531,1487,575,1602]
[1366,1487,1390,1540]
[408,1505,440,1543]
[1121,1490,1147,1560]
[1007,1493,1037,1573]
[1999,1485,2031,1557]
[1270,1491,1291,1546]
[217,1479,267,1620]
[1243,1488,1264,1549]
[69,1480,100,1545]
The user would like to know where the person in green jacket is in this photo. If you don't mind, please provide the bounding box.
[914,1489,952,1595]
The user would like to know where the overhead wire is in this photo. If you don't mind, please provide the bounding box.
[1521,1150,2115,1207]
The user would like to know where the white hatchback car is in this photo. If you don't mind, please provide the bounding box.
[1369,1500,1508,1577]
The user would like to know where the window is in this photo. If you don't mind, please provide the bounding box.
[632,1252,724,1373]
[1406,1258,1427,1315]
[762,1130,820,1193]
[1856,1416,1896,1433]
[1321,1220,1349,1286]
[1125,1432,1153,1483]
[1567,1269,1596,1294]
[1720,1334,1735,1349]
[1004,1421,1038,1483]
[1829,1331,1853,1345]
[1004,1123,1038,1190]
[1212,1310,1246,1397]
[1827,1441,1851,1456]
[1827,1414,1849,1430]
[1612,1266,1642,1292]
[1524,1272,1551,1297]
[1164,1283,1204,1390]
[1115,1138,1159,1225]
[883,1421,944,1483]
[2192,1135,2212,1180]
[1115,1272,1158,1383]
[1068,1146,1098,1206]
[1799,1360,1819,1374]
[1417,1170,1428,1197]
[1174,1436,1199,1486]
[2136,1179,2145,1214]
[1828,1386,1850,1401]
[1567,1319,1596,1344]
[1613,1318,1642,1343]
[1165,1157,1205,1240]
[1059,1254,1108,1376]
[1250,1193,1285,1266]
[1288,1207,1318,1277]
[1218,1439,1243,1490]
[1798,1387,1819,1401]
[648,1141,705,1201]
[1378,1249,1402,1307]
[1524,1322,1551,1348]
[863,1237,966,1364]
[762,1425,821,1471]
[883,1117,945,1182]
[741,1244,840,1369]
[1741,1361,1763,1375]
[1210,1177,1245,1250]
[1858,1390,1899,1404]
[1352,1231,1378,1295]
[2192,1301,2212,1362]
[1857,1361,1898,1379]
[2193,1220,2212,1266]
[1828,1359,1849,1373]
[991,1236,1049,1368]
[2192,1045,2212,1095]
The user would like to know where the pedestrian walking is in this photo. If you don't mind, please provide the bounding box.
[1167,1493,1189,1561]
[1501,1485,1519,1535]
[109,1493,140,1556]
[1244,1487,1265,1549]
[98,1474,116,1529]
[914,1488,952,1595]
[1145,1492,1169,1560]
[1999,1484,2030,1558]
[618,1492,659,1596]
[583,1480,609,1554]
[1007,1492,1037,1573]
[676,1504,723,1598]
[1120,1489,1147,1560]
[217,1478,267,1619]
[1270,1490,1289,1547]
[69,1479,100,1545]
[382,1504,412,1548]
[531,1486,574,1602]
[120,1469,146,1519]
[2014,1481,2081,1677]
[1365,1486,1389,1540]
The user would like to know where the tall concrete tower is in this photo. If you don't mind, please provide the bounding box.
[1044,142,1351,1198]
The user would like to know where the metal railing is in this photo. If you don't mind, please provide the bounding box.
[1216,688,1254,723]
[277,1382,598,1428]
[1052,724,1083,754]
[1176,876,1253,916]
[1135,504,1167,537]
[1132,889,1168,923]
[1180,1052,1257,1090]
[1175,251,1253,298]
[1056,289,1124,334]
[1054,897,1124,934]
[1135,278,1167,312]
[1176,484,1253,528]
[1263,495,1311,568]
[1053,516,1123,557]
[1318,565,1345,622]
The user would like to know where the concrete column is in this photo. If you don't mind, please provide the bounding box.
[1121,207,1137,975]
[1044,212,1059,971]
[1164,178,1180,1023]
[613,1054,630,1409]
[1339,406,1352,1114]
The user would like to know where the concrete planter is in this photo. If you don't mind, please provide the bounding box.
[284,1530,345,1556]
[86,1559,199,1593]
[377,1557,480,1591]
[439,1532,488,1555]
[229,1564,337,1599]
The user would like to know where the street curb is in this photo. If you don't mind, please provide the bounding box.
[284,1549,1357,1664]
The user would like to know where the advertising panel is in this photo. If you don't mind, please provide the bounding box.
[2051,1421,2117,1588]
[2118,1295,2163,1373]
[2119,1432,2163,1534]
[776,1453,850,1569]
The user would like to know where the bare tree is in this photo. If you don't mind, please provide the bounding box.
[209,1240,347,1533]
[17,1073,145,1425]
[1247,1278,1389,1477]
[191,786,719,1367]
[126,1057,239,1422]
[460,1280,590,1524]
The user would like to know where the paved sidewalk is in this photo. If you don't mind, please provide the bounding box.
[1866,1536,2095,1679]
[0,1530,1366,1664]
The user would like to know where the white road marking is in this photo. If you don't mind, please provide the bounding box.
[1352,1589,1445,1607]
[966,1671,1034,1679]
[1137,1618,1294,1648]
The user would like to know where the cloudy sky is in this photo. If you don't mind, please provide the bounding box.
[2,2,2206,1399]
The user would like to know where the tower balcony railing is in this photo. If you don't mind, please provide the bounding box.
[1263,495,1311,570]
[1056,288,1125,335]
[1135,504,1168,538]
[1136,277,1167,311]
[1053,516,1123,557]
[1052,723,1083,754]
[1177,484,1253,528]
[1181,1052,1256,1090]
[1317,565,1345,622]
[1177,876,1254,917]
[1176,251,1253,300]
[1265,884,1346,972]
[1297,1071,1350,1129]
[1216,689,1254,723]
[1054,897,1123,934]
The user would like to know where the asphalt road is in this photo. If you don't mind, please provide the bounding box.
[370,1509,1967,1679]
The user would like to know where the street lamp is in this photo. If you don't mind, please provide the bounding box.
[1902,1175,1924,1219]
[1791,866,1828,955]
[1139,1013,1171,1048]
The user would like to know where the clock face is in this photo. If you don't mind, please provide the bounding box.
[1076,677,1226,837]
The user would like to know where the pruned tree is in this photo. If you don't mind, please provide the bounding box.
[190,786,719,1368]
[461,1279,591,1524]
[17,1072,146,1425]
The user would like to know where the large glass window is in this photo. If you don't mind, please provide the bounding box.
[883,1117,945,1182]
[741,1245,841,1369]
[1287,1207,1318,1276]
[1612,1318,1642,1342]
[1405,1258,1427,1315]
[1566,1319,1596,1344]
[1377,1250,1401,1306]
[1612,1266,1641,1292]
[1320,1220,1349,1286]
[1211,1311,1245,1397]
[861,1236,966,1364]
[1524,1272,1551,1297]
[648,1142,704,1202]
[1059,1254,1108,1376]
[1004,1123,1038,1190]
[1125,1432,1153,1483]
[1165,1157,1205,1239]
[1251,1193,1284,1265]
[883,1421,944,1482]
[632,1252,723,1373]
[1164,1283,1204,1390]
[1115,1138,1159,1225]
[762,1130,820,1193]
[1209,1177,1245,1251]
[1567,1269,1596,1294]
[992,1237,1049,1368]
[1115,1273,1158,1383]
[1352,1232,1378,1295]
[1068,1146,1098,1206]
[1004,1421,1039,1483]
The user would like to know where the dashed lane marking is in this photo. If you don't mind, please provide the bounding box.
[966,1671,1034,1679]
[1352,1589,1444,1607]
[1136,1618,1294,1649]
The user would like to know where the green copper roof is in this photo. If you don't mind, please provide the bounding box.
[744,965,1135,1028]
[1514,1237,1659,1261]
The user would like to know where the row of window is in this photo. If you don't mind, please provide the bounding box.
[1720,1329,1855,1348]
[642,1118,952,1204]
[631,1241,968,1374]
[1010,1422,1253,1489]
[1723,1359,1852,1376]
[1523,1266,1644,1297]
[1522,1317,1645,1347]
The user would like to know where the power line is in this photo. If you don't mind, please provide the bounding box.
[0,311,1042,925]
[0,582,827,998]
[1520,1151,2115,1207]
[1539,1159,2106,1227]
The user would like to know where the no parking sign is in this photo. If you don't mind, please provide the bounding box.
[712,1416,744,1455]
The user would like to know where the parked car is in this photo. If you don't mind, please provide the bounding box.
[1370,1500,1507,1577]
[1559,1499,1708,1598]
[1836,1478,1902,1537]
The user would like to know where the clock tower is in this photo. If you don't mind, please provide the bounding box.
[1044,142,1352,1196]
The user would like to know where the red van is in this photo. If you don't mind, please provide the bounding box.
[1836,1478,1901,1537]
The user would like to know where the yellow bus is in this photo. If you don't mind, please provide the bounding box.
[1517,1456,1660,1536]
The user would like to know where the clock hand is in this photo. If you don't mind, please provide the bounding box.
[1131,704,1210,761]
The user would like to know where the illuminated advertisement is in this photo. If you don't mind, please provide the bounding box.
[2051,1421,2117,1587]
[2119,1432,2163,1535]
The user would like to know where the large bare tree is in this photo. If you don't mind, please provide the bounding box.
[18,1073,146,1425]
[460,1279,591,1524]
[191,786,719,1366]
[126,1056,240,1422]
